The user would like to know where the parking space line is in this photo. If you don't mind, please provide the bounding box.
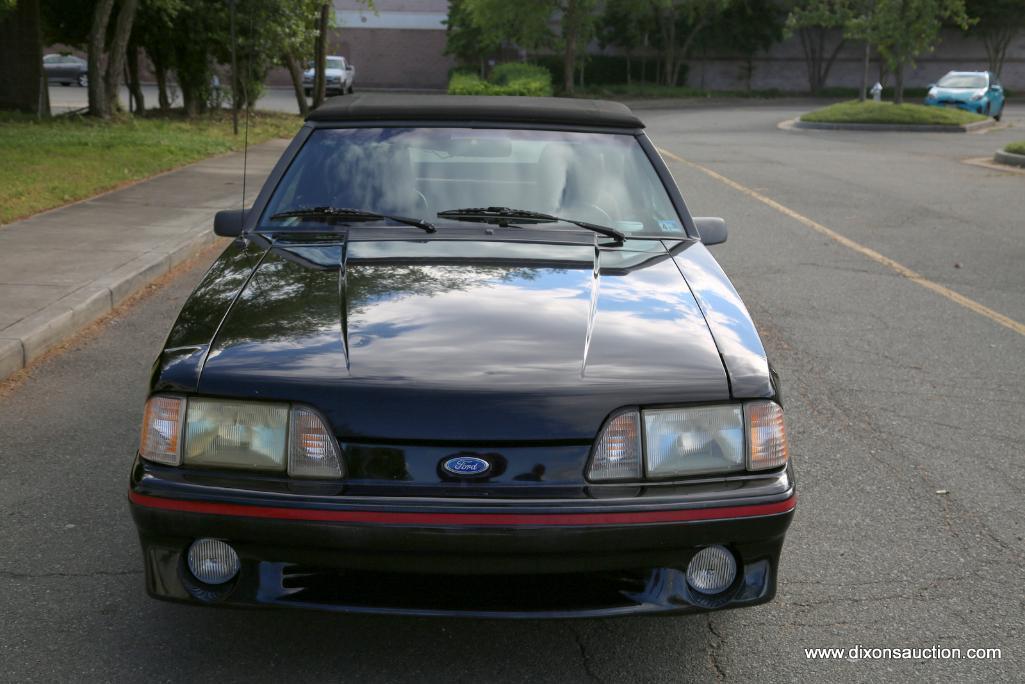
[656,147,1025,339]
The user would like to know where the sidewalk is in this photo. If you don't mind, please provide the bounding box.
[0,139,288,381]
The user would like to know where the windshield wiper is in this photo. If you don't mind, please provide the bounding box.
[270,207,436,233]
[437,206,625,242]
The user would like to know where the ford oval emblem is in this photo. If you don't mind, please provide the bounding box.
[443,456,491,477]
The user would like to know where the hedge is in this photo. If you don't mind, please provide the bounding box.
[533,55,686,88]
[447,63,553,97]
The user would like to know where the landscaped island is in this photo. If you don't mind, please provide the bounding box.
[801,101,988,126]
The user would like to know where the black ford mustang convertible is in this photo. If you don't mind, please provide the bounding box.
[129,94,795,617]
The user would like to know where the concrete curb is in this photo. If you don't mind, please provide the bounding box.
[994,149,1025,168]
[792,118,994,133]
[0,226,220,383]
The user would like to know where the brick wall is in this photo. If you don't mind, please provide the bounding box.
[685,29,1025,92]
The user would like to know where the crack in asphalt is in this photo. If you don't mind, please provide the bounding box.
[567,623,602,683]
[705,614,726,681]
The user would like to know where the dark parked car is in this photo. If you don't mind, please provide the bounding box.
[43,53,87,87]
[129,94,796,617]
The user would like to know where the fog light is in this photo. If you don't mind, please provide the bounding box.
[686,545,737,595]
[187,538,240,585]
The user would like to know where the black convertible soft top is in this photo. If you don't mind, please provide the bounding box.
[305,93,644,129]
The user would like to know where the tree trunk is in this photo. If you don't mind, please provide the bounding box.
[88,0,115,117]
[820,37,845,93]
[127,42,145,114]
[894,62,904,104]
[860,41,870,102]
[154,62,170,111]
[0,0,49,116]
[102,0,138,116]
[562,0,577,94]
[313,2,329,108]
[283,52,309,117]
[983,29,1016,77]
[672,19,706,88]
[798,27,845,95]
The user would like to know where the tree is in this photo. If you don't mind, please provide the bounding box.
[275,0,326,116]
[102,0,139,115]
[786,0,853,94]
[862,0,969,103]
[844,0,877,101]
[650,0,729,87]
[312,1,329,108]
[597,0,654,84]
[463,0,597,94]
[0,0,49,116]
[444,0,501,77]
[130,0,182,112]
[703,0,785,91]
[964,0,1025,76]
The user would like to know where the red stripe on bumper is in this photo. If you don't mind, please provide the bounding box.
[129,491,796,526]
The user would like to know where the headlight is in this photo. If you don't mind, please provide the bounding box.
[184,398,289,470]
[587,401,787,481]
[138,396,344,478]
[971,91,985,101]
[644,405,744,477]
[927,87,938,98]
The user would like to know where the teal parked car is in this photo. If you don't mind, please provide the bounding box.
[924,71,1005,120]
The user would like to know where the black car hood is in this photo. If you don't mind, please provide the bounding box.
[163,237,740,442]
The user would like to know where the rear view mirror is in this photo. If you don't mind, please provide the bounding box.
[214,209,248,237]
[693,217,728,245]
[448,137,512,158]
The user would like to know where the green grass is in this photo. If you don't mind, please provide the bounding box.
[1005,141,1025,155]
[573,84,935,100]
[0,110,302,225]
[800,100,988,126]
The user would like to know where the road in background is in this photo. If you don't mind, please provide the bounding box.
[1,102,1022,681]
[47,83,445,115]
[47,83,303,115]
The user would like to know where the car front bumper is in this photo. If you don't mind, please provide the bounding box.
[129,464,796,618]
[924,98,986,114]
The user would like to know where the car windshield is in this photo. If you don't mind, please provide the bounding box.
[260,127,684,238]
[326,58,345,69]
[937,74,987,89]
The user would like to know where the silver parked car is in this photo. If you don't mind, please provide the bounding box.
[303,55,355,96]
[43,53,88,87]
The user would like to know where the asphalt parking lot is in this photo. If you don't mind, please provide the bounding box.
[1,101,1023,682]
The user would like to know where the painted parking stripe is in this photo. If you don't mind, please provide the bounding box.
[657,147,1025,339]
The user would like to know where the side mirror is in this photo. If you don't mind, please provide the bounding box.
[214,208,247,237]
[693,217,728,246]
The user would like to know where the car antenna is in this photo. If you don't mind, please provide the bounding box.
[230,0,252,237]
[241,2,253,235]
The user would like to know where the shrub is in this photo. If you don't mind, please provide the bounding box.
[447,63,553,97]
[489,62,551,86]
[448,72,492,95]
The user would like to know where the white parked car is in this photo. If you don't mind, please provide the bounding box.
[303,55,355,96]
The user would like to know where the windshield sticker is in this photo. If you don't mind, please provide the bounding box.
[658,219,683,233]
